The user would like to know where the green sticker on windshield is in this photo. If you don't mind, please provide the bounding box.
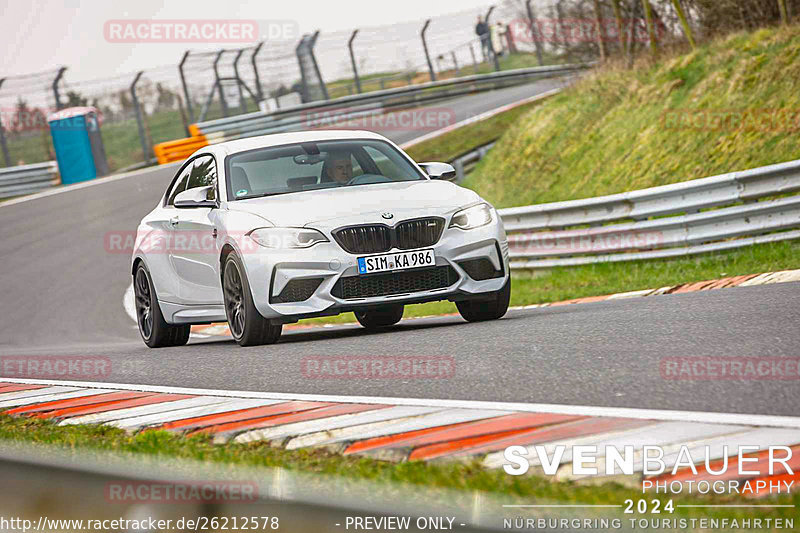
[236,189,248,197]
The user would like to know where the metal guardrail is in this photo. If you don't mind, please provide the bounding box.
[451,141,496,182]
[499,159,800,269]
[191,64,587,143]
[0,161,59,199]
[0,443,603,533]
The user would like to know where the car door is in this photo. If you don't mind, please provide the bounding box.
[145,161,192,303]
[169,155,224,305]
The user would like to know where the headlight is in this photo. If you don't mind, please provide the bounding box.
[247,227,329,249]
[449,203,492,230]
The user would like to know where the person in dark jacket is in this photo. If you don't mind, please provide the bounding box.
[475,15,490,61]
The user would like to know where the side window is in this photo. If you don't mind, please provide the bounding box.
[166,164,192,206]
[186,156,218,201]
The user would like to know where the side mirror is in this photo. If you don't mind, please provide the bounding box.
[174,185,217,209]
[419,162,457,182]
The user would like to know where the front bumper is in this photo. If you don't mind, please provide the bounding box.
[237,220,509,323]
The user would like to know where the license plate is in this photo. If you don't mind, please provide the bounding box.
[357,249,435,274]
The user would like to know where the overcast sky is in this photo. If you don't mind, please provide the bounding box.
[1,0,498,81]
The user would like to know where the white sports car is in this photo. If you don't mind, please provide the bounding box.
[131,130,510,347]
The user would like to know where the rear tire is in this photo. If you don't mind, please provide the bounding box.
[223,254,282,347]
[456,278,511,322]
[133,264,190,348]
[354,304,405,329]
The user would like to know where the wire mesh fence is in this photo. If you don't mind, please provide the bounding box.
[1,1,563,172]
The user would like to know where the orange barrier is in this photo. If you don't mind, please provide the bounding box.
[153,132,208,165]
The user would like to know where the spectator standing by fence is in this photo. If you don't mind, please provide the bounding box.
[475,15,490,61]
[490,21,504,57]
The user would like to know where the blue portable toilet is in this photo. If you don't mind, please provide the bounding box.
[47,107,109,184]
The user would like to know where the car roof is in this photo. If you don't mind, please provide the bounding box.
[214,130,391,156]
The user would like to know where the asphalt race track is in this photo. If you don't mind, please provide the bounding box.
[1,77,798,418]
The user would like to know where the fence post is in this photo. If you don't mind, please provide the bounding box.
[525,0,545,66]
[295,36,310,102]
[0,78,9,167]
[178,51,195,126]
[421,19,436,82]
[451,51,460,75]
[348,29,362,94]
[505,24,517,54]
[130,72,150,163]
[485,7,501,72]
[250,42,264,101]
[309,31,329,100]
[233,49,247,114]
[213,50,229,118]
[52,67,67,110]
[468,43,477,73]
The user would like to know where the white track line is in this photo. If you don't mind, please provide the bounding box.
[400,88,563,149]
[2,377,799,429]
[0,388,117,409]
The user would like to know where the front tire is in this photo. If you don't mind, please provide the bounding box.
[355,305,405,329]
[456,278,511,322]
[133,264,190,348]
[223,254,282,347]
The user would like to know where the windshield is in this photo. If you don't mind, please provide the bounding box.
[224,139,426,201]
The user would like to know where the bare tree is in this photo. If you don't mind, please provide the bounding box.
[592,0,608,60]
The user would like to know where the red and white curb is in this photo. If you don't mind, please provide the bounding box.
[1,378,799,496]
[181,268,800,339]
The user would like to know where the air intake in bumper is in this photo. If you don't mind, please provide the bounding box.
[331,266,458,300]
[270,277,324,303]
[457,258,504,281]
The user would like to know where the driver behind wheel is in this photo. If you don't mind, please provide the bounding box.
[322,151,353,184]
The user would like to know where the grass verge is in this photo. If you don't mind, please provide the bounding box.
[1,414,796,526]
[298,239,799,327]
[404,96,553,163]
[464,25,800,207]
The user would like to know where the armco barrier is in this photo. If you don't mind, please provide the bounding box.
[0,161,59,199]
[0,443,508,532]
[189,64,586,147]
[151,66,583,166]
[153,134,208,165]
[499,159,800,269]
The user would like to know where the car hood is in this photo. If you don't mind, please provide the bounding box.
[225,180,481,228]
